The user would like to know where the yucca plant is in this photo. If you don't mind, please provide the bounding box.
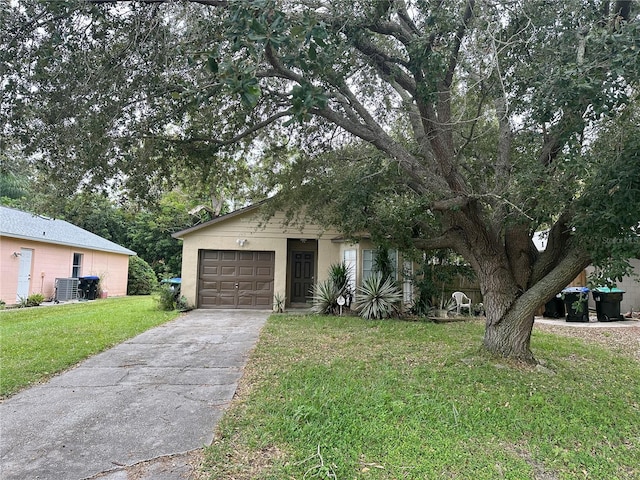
[328,262,350,295]
[311,279,341,314]
[356,272,403,320]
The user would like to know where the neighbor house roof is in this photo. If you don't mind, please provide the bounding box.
[0,206,136,255]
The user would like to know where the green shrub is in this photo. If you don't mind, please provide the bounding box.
[328,262,350,293]
[372,245,396,282]
[17,293,45,308]
[176,295,191,312]
[155,284,177,311]
[356,272,402,320]
[27,293,45,307]
[127,256,158,295]
[312,262,353,315]
[311,279,341,314]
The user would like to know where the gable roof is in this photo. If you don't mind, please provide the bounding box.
[0,206,136,255]
[172,201,266,239]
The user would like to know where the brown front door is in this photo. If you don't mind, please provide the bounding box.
[290,251,315,304]
[198,250,274,309]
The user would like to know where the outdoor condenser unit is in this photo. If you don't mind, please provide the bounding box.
[54,278,79,302]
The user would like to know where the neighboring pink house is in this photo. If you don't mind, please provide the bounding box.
[0,206,135,305]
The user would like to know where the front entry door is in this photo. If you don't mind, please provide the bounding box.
[16,248,33,302]
[290,251,315,304]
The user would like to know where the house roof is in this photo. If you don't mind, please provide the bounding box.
[0,206,136,255]
[172,201,266,239]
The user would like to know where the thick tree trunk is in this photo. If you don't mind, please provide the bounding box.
[476,259,536,363]
[478,246,591,364]
[483,306,537,364]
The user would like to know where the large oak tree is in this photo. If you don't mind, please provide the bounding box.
[3,0,640,362]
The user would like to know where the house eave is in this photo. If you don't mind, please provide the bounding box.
[0,233,136,256]
[172,201,268,239]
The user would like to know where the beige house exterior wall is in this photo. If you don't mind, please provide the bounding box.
[587,259,640,313]
[178,209,344,307]
[0,236,131,304]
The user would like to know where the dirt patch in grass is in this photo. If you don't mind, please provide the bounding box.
[535,322,640,362]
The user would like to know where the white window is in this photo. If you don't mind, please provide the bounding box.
[363,249,398,280]
[72,253,83,278]
[402,260,413,304]
[363,249,375,281]
[343,249,357,295]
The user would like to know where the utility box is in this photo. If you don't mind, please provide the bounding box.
[54,278,79,302]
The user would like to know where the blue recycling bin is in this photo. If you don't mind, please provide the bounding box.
[592,287,625,322]
[161,277,182,298]
[562,287,590,322]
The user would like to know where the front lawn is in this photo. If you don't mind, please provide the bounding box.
[0,296,179,397]
[202,314,640,480]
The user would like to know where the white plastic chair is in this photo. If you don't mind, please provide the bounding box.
[451,291,472,315]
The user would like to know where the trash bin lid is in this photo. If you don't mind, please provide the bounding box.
[161,277,182,285]
[79,275,100,280]
[593,287,625,293]
[562,286,590,293]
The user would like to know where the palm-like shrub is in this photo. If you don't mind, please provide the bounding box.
[328,262,350,293]
[312,262,353,314]
[356,272,402,320]
[311,279,341,314]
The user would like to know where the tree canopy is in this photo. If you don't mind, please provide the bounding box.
[3,0,640,362]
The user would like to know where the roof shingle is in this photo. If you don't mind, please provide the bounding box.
[0,206,135,255]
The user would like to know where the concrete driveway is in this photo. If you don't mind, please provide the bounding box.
[0,309,270,480]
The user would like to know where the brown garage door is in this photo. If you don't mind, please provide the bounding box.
[198,250,274,309]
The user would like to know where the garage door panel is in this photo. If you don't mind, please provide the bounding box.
[221,266,239,276]
[255,296,272,307]
[218,295,237,307]
[219,280,237,290]
[198,250,274,309]
[202,266,219,275]
[255,266,272,276]
[237,266,255,276]
[237,296,255,307]
[221,251,237,260]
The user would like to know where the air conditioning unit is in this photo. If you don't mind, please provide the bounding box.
[55,278,79,302]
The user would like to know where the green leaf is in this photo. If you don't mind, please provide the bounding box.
[206,56,218,74]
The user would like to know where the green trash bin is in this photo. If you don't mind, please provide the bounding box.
[592,287,625,322]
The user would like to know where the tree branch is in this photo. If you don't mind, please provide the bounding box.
[87,0,228,5]
[443,0,475,90]
[351,35,417,96]
[412,234,454,251]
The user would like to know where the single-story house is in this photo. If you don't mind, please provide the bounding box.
[172,202,415,310]
[0,206,135,305]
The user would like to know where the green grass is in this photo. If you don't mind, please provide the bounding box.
[202,315,640,480]
[0,296,179,397]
